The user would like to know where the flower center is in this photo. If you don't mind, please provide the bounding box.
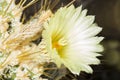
[52,38,67,57]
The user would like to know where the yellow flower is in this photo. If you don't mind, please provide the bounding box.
[42,5,104,75]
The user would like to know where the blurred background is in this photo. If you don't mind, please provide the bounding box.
[15,0,120,80]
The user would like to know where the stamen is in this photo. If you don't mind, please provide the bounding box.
[58,38,67,46]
